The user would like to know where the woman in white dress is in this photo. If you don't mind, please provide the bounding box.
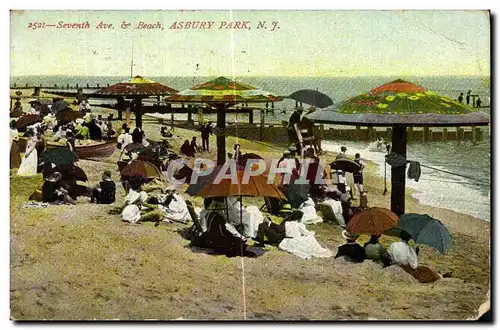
[226,196,264,238]
[17,132,38,177]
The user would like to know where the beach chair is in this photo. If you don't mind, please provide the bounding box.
[315,202,346,228]
[186,200,204,234]
[294,123,315,158]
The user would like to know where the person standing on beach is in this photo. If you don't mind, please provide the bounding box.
[287,106,303,146]
[476,97,482,108]
[233,144,242,165]
[201,122,213,152]
[117,127,132,160]
[353,153,365,196]
[336,146,348,160]
[17,130,39,177]
[466,90,472,105]
[458,93,464,103]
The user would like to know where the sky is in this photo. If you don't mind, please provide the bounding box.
[10,10,490,77]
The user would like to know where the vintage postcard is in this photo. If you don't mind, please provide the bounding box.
[9,10,491,321]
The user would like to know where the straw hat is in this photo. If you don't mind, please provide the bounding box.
[283,150,291,155]
[279,204,293,213]
[125,190,148,204]
[342,230,359,241]
[288,146,297,152]
[122,204,141,223]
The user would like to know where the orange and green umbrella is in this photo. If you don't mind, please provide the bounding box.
[306,79,490,216]
[120,160,163,180]
[308,79,489,126]
[166,76,280,104]
[96,76,178,129]
[166,76,280,165]
[96,76,178,97]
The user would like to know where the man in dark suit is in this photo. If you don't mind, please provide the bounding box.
[287,107,303,146]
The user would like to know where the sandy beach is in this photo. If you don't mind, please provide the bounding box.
[9,104,490,320]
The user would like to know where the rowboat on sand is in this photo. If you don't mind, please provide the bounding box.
[45,139,117,159]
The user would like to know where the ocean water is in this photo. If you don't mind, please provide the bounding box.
[11,75,491,221]
[322,139,491,222]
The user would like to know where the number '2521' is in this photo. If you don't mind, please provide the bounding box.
[27,22,46,30]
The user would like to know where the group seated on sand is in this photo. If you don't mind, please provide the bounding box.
[12,110,449,284]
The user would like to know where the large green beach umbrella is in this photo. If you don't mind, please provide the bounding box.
[306,79,490,215]
[165,76,281,165]
[398,213,453,254]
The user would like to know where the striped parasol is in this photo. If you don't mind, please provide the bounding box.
[96,76,178,97]
[166,77,281,165]
[165,76,281,103]
[306,79,490,216]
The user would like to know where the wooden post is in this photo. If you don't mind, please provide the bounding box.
[320,124,325,140]
[97,83,100,88]
[171,105,177,130]
[54,84,57,88]
[457,126,461,141]
[87,83,89,88]
[472,126,477,143]
[249,109,253,124]
[134,97,143,129]
[476,127,482,142]
[216,104,226,165]
[67,83,69,89]
[367,127,374,140]
[126,106,131,127]
[422,127,429,142]
[13,83,16,88]
[391,125,407,216]
[443,128,448,141]
[198,106,204,125]
[33,87,41,96]
[406,127,413,143]
[187,105,193,123]
[260,109,265,141]
[76,83,79,89]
